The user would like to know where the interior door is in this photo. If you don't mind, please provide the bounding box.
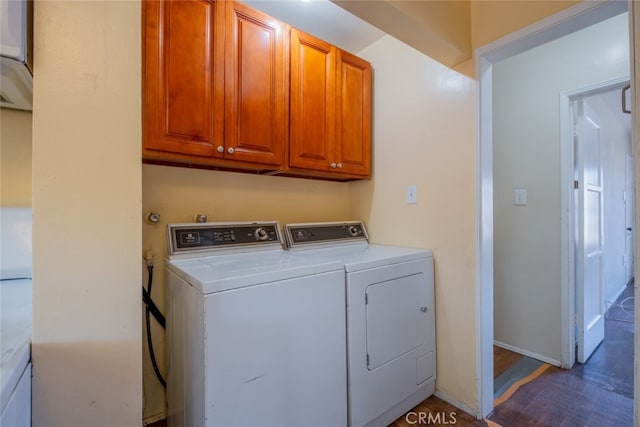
[574,98,605,363]
[625,154,634,281]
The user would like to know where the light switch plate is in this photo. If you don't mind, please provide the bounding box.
[407,185,417,205]
[514,189,527,206]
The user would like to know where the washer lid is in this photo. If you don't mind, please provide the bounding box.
[167,250,343,294]
[304,244,432,272]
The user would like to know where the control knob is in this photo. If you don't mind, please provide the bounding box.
[254,227,269,241]
[348,225,359,236]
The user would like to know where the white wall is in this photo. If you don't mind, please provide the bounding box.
[493,13,630,362]
[31,2,142,426]
[351,35,478,410]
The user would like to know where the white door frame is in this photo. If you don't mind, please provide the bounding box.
[625,153,634,282]
[475,0,630,418]
[560,77,630,369]
[630,3,640,425]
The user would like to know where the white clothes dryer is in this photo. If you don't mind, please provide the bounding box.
[165,221,347,427]
[283,221,436,427]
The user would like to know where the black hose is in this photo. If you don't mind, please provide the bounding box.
[144,264,166,388]
[142,286,166,328]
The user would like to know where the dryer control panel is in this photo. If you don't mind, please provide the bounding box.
[167,222,282,256]
[284,221,368,248]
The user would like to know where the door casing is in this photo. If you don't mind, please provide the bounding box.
[475,0,632,418]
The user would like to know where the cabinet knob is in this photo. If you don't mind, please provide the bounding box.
[337,163,343,169]
[330,162,337,168]
[216,146,224,153]
[227,147,235,154]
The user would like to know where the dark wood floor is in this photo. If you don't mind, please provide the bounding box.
[488,282,634,427]
[493,345,523,378]
[148,283,634,427]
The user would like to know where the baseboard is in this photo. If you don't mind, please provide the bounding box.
[606,281,631,309]
[494,341,561,367]
[433,389,479,419]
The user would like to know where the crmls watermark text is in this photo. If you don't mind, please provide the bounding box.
[405,411,458,425]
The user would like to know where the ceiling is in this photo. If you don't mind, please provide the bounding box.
[242,0,386,54]
[242,0,472,68]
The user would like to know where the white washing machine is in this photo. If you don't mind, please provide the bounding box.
[283,221,436,427]
[165,221,347,427]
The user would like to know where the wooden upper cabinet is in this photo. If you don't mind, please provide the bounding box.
[289,28,371,178]
[143,0,286,169]
[224,2,286,166]
[143,0,225,158]
[289,28,336,172]
[336,49,371,177]
[143,1,370,180]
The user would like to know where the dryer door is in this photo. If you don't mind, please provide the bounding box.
[366,274,427,370]
[346,257,435,427]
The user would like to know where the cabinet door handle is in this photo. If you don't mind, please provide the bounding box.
[227,147,235,154]
[216,146,224,153]
[330,162,337,168]
[337,163,343,169]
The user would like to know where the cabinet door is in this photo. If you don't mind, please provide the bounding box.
[143,0,224,158]
[336,49,371,177]
[225,2,286,166]
[289,29,335,172]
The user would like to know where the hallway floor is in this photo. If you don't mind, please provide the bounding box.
[487,281,634,427]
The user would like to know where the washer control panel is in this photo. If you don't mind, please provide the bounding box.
[283,221,368,248]
[168,222,281,255]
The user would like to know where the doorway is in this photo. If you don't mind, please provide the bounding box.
[568,84,633,366]
[476,0,634,418]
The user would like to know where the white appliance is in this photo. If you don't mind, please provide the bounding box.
[0,207,33,427]
[283,221,436,427]
[1,0,33,110]
[165,221,348,427]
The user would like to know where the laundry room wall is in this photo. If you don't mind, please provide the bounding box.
[141,164,350,422]
[31,1,142,426]
[1,109,32,206]
[492,12,630,364]
[350,35,477,411]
